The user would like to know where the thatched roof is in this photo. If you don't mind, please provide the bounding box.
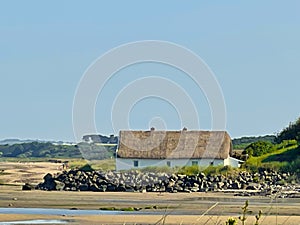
[117,130,232,159]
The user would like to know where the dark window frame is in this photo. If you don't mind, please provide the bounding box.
[192,161,198,166]
[166,161,171,167]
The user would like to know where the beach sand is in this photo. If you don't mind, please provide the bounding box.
[0,186,299,224]
[0,162,300,224]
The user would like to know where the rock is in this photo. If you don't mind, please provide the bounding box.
[116,185,126,192]
[70,187,77,191]
[79,184,89,191]
[125,187,135,192]
[90,184,100,192]
[217,182,225,189]
[22,183,35,191]
[199,172,206,179]
[166,186,173,192]
[190,187,199,192]
[246,185,257,190]
[39,173,56,190]
[54,181,65,191]
[106,184,116,192]
[43,173,53,181]
[230,182,241,189]
[35,168,299,195]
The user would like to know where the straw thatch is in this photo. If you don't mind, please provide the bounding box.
[117,130,232,159]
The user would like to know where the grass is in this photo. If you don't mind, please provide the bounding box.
[68,158,115,171]
[245,144,297,164]
[177,165,242,176]
[0,157,62,162]
[262,146,299,162]
[138,166,176,174]
[244,144,299,172]
[134,165,242,176]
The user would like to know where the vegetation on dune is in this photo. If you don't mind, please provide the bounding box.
[177,164,241,176]
[243,117,300,174]
[243,140,297,157]
[68,158,116,171]
[0,142,116,159]
[132,164,241,177]
[275,117,300,143]
[138,165,175,174]
[244,145,300,174]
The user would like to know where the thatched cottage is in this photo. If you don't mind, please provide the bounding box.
[116,129,243,170]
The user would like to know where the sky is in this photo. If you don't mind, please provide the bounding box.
[0,1,299,141]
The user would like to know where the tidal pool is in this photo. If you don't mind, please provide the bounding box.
[0,220,67,224]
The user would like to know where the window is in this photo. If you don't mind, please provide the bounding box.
[133,160,139,167]
[210,161,214,166]
[166,161,171,167]
[192,161,198,166]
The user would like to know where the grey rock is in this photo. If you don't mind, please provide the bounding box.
[55,181,65,191]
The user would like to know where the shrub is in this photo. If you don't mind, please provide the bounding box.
[225,217,238,225]
[243,141,275,157]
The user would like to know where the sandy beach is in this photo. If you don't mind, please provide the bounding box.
[0,185,300,224]
[1,214,300,225]
[0,162,300,224]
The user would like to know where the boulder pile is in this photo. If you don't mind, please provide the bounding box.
[35,169,300,196]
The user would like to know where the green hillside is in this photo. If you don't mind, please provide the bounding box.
[244,142,299,172]
[243,117,300,173]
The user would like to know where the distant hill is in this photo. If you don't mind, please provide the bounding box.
[232,135,276,149]
[0,142,116,159]
[82,134,118,144]
[0,139,40,145]
[0,134,118,159]
[0,138,74,146]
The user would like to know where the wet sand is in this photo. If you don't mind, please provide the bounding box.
[1,214,300,225]
[0,186,300,224]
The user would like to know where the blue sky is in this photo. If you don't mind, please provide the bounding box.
[0,1,299,141]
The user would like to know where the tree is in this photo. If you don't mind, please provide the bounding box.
[276,117,300,143]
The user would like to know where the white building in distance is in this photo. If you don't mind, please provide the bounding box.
[116,129,243,171]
